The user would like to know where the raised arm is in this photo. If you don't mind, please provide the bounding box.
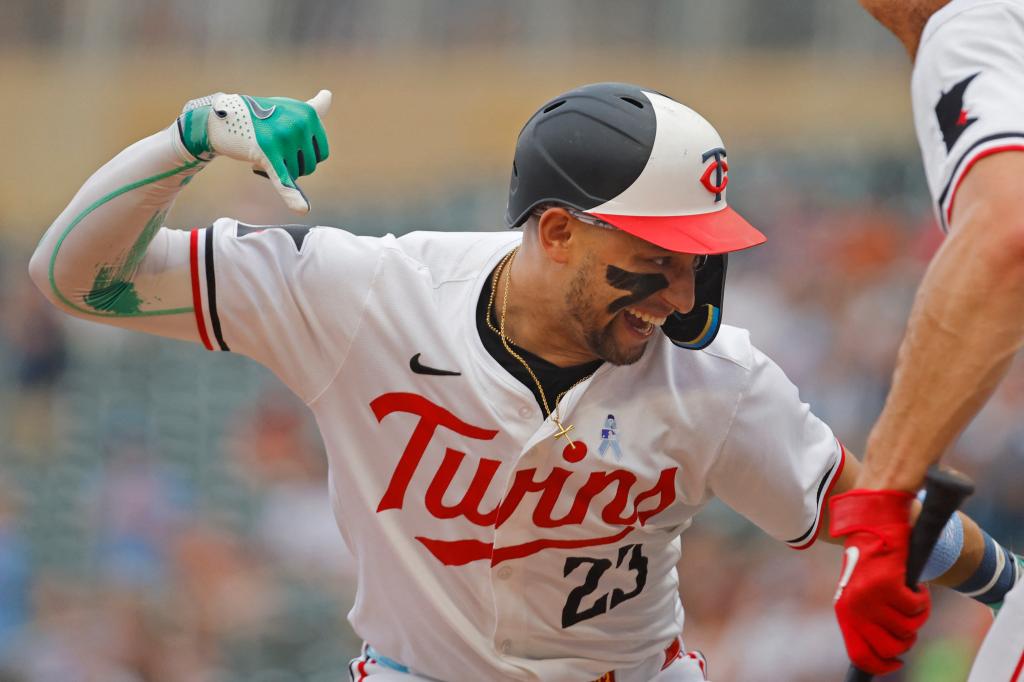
[827,151,1024,676]
[28,91,332,343]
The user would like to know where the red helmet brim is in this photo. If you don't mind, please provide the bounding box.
[590,205,766,255]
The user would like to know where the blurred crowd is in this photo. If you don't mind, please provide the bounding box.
[0,155,1019,682]
[0,272,360,681]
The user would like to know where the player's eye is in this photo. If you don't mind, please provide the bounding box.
[648,256,671,267]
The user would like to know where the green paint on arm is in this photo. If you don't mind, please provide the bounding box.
[49,161,199,319]
[84,273,143,314]
[84,209,167,315]
[181,106,213,159]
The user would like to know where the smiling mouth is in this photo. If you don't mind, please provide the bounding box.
[622,308,667,337]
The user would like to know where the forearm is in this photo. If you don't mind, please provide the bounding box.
[28,124,205,322]
[859,217,1024,491]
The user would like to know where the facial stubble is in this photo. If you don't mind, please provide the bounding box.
[565,255,665,366]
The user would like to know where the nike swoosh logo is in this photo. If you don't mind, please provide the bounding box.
[242,95,277,120]
[834,546,860,602]
[409,353,461,376]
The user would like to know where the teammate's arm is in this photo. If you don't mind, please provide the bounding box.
[828,152,1024,671]
[858,151,1024,492]
[28,91,331,342]
[828,152,1024,673]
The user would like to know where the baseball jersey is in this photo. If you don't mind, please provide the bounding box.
[912,0,1024,231]
[187,222,845,681]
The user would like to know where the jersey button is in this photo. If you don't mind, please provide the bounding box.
[500,639,512,655]
[497,566,513,580]
[517,405,532,418]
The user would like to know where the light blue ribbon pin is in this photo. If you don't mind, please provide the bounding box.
[598,414,623,461]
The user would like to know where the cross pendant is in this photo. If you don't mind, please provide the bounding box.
[552,419,575,442]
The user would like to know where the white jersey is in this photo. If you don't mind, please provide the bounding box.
[912,0,1024,232]
[188,221,844,680]
[31,126,844,681]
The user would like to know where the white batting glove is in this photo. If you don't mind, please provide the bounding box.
[176,90,332,213]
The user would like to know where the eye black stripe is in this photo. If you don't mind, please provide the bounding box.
[605,265,669,314]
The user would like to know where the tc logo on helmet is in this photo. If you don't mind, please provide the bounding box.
[699,147,729,202]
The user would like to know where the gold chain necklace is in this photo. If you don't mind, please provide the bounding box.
[488,247,593,445]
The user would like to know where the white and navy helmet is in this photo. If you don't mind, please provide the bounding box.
[506,82,767,350]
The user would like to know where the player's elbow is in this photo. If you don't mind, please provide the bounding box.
[28,228,73,314]
[27,240,56,303]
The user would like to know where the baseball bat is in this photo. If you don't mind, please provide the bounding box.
[844,467,975,682]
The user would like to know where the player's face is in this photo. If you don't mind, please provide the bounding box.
[565,226,699,366]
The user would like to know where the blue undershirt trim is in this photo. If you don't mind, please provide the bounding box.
[955,530,1021,604]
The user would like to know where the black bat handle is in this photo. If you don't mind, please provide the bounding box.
[843,468,974,682]
[905,470,974,587]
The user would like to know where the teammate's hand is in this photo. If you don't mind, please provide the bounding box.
[177,90,332,213]
[829,489,932,675]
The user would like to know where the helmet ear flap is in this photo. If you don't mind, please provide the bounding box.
[661,254,727,350]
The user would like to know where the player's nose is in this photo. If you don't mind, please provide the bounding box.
[660,263,696,315]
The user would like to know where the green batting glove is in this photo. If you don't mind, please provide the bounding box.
[177,90,332,213]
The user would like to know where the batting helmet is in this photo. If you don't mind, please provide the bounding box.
[505,82,766,350]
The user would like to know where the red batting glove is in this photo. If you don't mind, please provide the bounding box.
[829,489,932,675]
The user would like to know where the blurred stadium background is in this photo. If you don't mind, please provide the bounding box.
[1,1,1020,680]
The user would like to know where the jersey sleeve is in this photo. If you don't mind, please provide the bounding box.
[190,218,384,402]
[912,0,1024,231]
[707,347,845,550]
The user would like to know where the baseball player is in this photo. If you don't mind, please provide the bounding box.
[28,82,1007,681]
[830,0,1024,678]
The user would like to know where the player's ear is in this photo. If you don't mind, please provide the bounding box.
[536,207,575,265]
